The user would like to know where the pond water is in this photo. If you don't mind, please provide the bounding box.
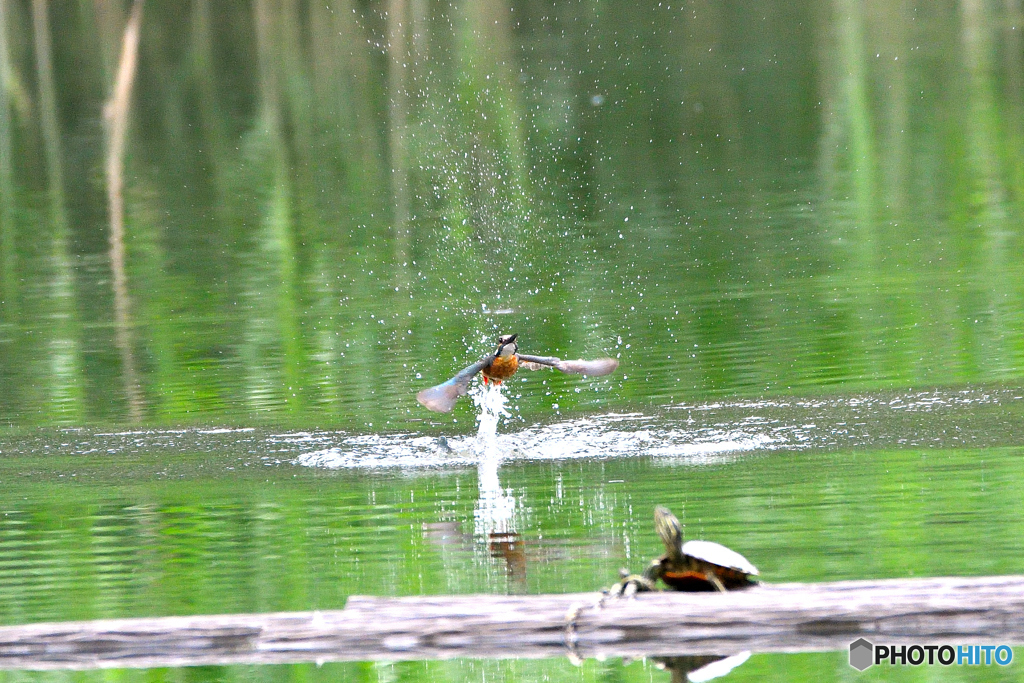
[1,0,1024,681]
[2,388,1024,680]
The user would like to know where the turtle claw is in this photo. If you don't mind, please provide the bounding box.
[609,569,655,598]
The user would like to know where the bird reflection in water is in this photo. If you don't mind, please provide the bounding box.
[475,450,528,591]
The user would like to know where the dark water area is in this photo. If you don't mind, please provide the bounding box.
[1,0,1024,680]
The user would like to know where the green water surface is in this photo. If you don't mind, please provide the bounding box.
[1,0,1024,680]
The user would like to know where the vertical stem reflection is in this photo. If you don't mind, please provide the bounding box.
[31,0,66,227]
[0,0,16,303]
[33,0,82,420]
[387,0,411,266]
[103,0,145,422]
[249,0,302,413]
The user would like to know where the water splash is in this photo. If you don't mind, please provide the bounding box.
[471,381,511,453]
[469,381,518,536]
[280,386,1024,469]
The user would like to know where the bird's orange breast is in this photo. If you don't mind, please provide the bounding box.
[483,355,519,381]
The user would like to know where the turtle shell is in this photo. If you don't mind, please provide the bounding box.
[682,540,759,576]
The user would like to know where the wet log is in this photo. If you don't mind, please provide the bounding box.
[0,575,1023,670]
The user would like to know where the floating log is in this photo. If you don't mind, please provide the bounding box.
[1,575,1023,670]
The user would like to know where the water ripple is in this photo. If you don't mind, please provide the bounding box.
[2,387,1019,473]
[294,386,1024,469]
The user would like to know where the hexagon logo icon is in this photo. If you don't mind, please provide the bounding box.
[849,638,874,671]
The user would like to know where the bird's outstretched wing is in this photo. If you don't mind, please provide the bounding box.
[416,357,491,412]
[517,354,619,376]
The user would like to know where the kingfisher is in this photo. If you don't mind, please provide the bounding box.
[416,333,619,412]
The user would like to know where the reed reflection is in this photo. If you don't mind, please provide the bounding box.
[0,1,1020,427]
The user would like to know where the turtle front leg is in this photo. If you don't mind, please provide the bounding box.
[609,567,656,597]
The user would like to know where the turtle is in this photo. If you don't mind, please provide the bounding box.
[612,505,758,595]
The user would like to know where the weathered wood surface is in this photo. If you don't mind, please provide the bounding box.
[1,575,1023,670]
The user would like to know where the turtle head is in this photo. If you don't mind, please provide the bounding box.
[654,506,685,562]
[495,333,518,357]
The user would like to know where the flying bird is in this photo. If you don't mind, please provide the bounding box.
[416,333,619,412]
